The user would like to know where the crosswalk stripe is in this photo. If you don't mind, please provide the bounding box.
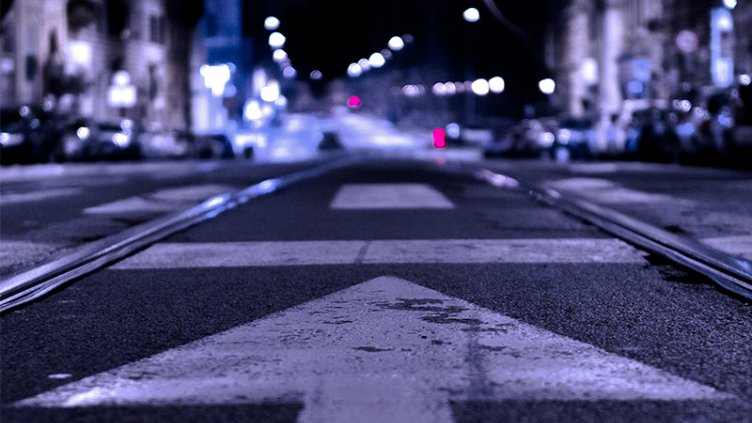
[0,188,82,206]
[111,239,647,269]
[84,184,234,215]
[330,183,454,209]
[702,235,752,261]
[544,178,694,205]
[15,276,731,419]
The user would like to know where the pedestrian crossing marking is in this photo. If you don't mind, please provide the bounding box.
[111,239,647,269]
[15,276,731,422]
[544,178,694,205]
[330,183,454,209]
[702,235,752,261]
[84,184,234,215]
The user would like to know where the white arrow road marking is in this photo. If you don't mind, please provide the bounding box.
[16,277,730,422]
[84,185,234,215]
[111,238,647,269]
[330,183,454,209]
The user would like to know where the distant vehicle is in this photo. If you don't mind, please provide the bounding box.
[554,117,595,160]
[728,83,752,167]
[194,133,235,159]
[61,119,142,161]
[0,106,64,164]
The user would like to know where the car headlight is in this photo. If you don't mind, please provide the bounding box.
[0,132,24,147]
[112,132,131,147]
[557,129,571,144]
[76,127,91,140]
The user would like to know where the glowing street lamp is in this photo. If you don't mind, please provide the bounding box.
[539,78,556,95]
[368,52,386,68]
[463,7,480,23]
[264,16,280,31]
[489,76,505,93]
[268,32,286,48]
[347,63,363,78]
[471,78,489,96]
[388,36,405,51]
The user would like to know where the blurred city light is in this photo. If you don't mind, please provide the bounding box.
[539,78,556,95]
[723,0,737,9]
[740,74,752,86]
[471,78,490,96]
[108,70,137,106]
[68,40,92,68]
[432,127,447,148]
[446,123,461,138]
[432,83,447,96]
[272,49,288,63]
[380,49,393,59]
[358,58,371,71]
[244,100,262,121]
[581,58,598,84]
[347,63,363,77]
[268,32,286,48]
[200,64,232,97]
[463,7,480,23]
[489,76,505,93]
[347,95,362,108]
[264,16,280,31]
[402,84,426,97]
[444,82,457,95]
[260,80,281,102]
[388,36,405,51]
[310,70,323,80]
[368,52,386,68]
[282,66,297,79]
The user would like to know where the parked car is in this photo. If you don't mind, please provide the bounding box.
[61,118,142,161]
[553,117,596,160]
[0,106,64,164]
[194,133,235,159]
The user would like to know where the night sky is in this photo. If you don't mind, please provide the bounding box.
[243,0,561,101]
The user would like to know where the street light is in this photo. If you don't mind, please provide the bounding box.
[539,78,556,95]
[463,7,480,23]
[388,36,405,51]
[264,16,280,31]
[268,32,286,49]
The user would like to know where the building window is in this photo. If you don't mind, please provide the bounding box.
[149,15,166,44]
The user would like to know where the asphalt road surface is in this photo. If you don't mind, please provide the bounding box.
[2,155,752,423]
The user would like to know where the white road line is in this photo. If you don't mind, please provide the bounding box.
[84,184,234,215]
[702,235,752,261]
[544,178,694,205]
[111,239,647,269]
[15,276,731,421]
[330,183,454,209]
[0,188,82,206]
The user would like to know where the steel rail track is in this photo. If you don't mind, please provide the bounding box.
[0,155,364,314]
[466,165,752,301]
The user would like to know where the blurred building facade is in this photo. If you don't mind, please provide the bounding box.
[192,0,254,134]
[547,0,751,118]
[0,0,202,129]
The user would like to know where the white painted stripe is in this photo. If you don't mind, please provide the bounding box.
[0,188,81,206]
[84,184,234,215]
[330,183,454,209]
[111,239,646,269]
[84,197,175,215]
[16,276,731,419]
[702,235,752,261]
[147,184,235,202]
[544,178,694,205]
[0,241,63,269]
